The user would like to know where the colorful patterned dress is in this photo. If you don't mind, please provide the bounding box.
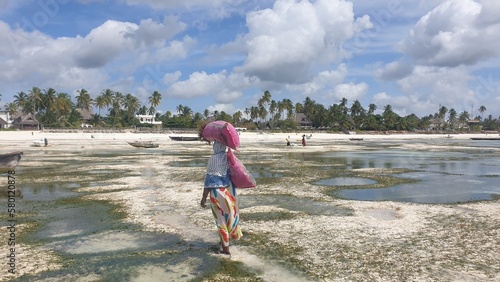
[204,141,243,247]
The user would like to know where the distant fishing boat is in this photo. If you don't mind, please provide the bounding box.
[169,136,200,141]
[127,141,159,148]
[0,151,23,171]
[470,137,500,140]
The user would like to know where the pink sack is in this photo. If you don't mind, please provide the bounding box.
[202,121,240,150]
[227,149,256,189]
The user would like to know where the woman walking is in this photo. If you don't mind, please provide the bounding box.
[200,141,242,256]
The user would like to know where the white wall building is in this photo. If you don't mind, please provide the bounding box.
[136,114,162,125]
[0,111,13,129]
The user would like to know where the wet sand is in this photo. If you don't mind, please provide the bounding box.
[1,131,499,281]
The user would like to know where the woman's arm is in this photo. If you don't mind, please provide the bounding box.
[200,188,211,208]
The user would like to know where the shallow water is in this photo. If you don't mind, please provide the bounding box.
[295,140,500,204]
[3,138,500,280]
[313,177,377,186]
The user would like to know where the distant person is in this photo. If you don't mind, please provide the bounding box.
[302,135,306,147]
[286,138,291,146]
[44,138,48,147]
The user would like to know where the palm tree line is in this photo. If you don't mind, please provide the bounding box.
[2,87,499,131]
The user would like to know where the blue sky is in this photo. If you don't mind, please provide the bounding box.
[1,0,499,119]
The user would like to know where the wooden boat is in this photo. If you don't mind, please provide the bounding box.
[0,151,23,171]
[470,137,500,140]
[169,136,200,141]
[127,141,159,148]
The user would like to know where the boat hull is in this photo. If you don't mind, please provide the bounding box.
[169,136,200,141]
[0,151,23,171]
[127,141,159,148]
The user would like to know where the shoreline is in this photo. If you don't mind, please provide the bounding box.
[0,129,498,142]
[1,130,499,281]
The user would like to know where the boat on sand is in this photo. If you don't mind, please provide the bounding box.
[169,136,200,141]
[127,141,159,148]
[0,151,23,172]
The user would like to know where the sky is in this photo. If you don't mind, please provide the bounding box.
[1,0,499,119]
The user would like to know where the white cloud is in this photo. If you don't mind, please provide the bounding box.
[288,63,348,96]
[372,92,428,116]
[398,66,473,105]
[207,103,236,114]
[375,60,413,81]
[332,82,369,101]
[399,0,500,67]
[124,16,187,47]
[376,66,477,116]
[163,71,182,84]
[168,70,227,98]
[216,90,242,104]
[76,17,188,69]
[0,16,189,97]
[167,71,251,106]
[121,0,243,11]
[75,20,136,68]
[237,0,371,83]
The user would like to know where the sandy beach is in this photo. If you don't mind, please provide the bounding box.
[1,130,499,281]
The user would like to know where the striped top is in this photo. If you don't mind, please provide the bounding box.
[204,141,231,188]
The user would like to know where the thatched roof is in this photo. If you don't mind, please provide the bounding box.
[76,108,94,120]
[13,113,39,125]
[294,113,312,127]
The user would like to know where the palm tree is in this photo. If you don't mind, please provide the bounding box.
[269,100,277,121]
[478,105,486,119]
[176,104,184,116]
[249,106,259,122]
[258,90,271,108]
[257,90,271,123]
[350,100,364,117]
[14,91,28,109]
[148,91,162,116]
[28,87,43,113]
[124,94,141,125]
[233,111,242,125]
[54,93,73,119]
[295,102,303,115]
[95,95,107,117]
[181,105,193,117]
[40,88,58,125]
[383,104,397,130]
[76,88,93,111]
[110,92,124,127]
[448,108,457,129]
[4,102,18,118]
[101,89,114,111]
[438,105,448,120]
[368,103,377,115]
[138,106,148,115]
[339,97,348,115]
[193,112,204,124]
[258,106,268,127]
[303,97,316,117]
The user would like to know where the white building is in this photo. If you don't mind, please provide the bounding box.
[0,111,13,129]
[136,114,162,125]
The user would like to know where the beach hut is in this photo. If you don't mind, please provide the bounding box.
[294,113,313,129]
[12,113,39,130]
